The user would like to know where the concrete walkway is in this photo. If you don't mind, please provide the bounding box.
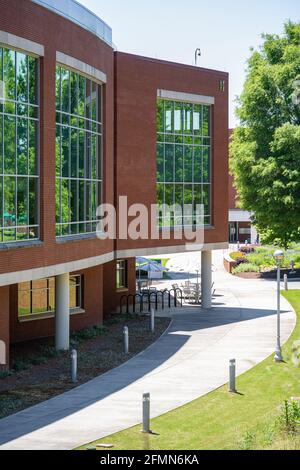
[0,251,296,450]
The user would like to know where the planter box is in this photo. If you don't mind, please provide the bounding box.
[223,254,237,274]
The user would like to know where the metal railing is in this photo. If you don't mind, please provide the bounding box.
[31,0,113,46]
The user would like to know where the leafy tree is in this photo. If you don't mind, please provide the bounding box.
[230,21,300,248]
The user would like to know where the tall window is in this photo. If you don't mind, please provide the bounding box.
[18,275,82,318]
[116,260,128,290]
[55,65,102,237]
[0,47,39,242]
[157,99,211,228]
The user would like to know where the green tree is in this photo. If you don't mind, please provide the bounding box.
[230,21,300,248]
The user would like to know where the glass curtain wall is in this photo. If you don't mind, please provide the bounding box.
[157,99,211,228]
[55,65,102,237]
[0,47,39,242]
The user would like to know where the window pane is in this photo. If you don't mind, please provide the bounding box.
[29,177,38,226]
[4,115,16,174]
[17,118,28,175]
[203,146,210,182]
[16,52,28,103]
[165,144,174,182]
[4,176,15,227]
[202,106,210,136]
[17,177,28,225]
[157,99,164,133]
[194,147,202,183]
[157,143,164,182]
[175,145,183,182]
[28,56,37,105]
[4,49,15,102]
[184,146,193,182]
[174,102,182,132]
[164,101,173,133]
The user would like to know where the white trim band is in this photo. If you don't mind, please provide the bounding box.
[56,51,107,84]
[0,251,114,287]
[116,242,228,259]
[0,30,44,57]
[157,89,214,105]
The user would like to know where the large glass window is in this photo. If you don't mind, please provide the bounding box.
[55,65,102,237]
[18,275,82,318]
[157,99,211,227]
[0,48,39,242]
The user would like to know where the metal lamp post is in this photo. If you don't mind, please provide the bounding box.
[274,249,284,362]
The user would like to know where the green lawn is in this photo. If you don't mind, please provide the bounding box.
[80,291,300,450]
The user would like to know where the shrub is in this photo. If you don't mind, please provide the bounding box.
[278,400,300,434]
[247,252,274,268]
[72,325,108,342]
[230,251,245,261]
[240,246,255,254]
[11,360,30,372]
[232,263,260,274]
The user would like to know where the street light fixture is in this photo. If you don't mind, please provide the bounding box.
[274,249,284,362]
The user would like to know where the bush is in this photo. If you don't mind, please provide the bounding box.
[230,251,245,261]
[247,252,274,268]
[240,246,255,254]
[11,360,30,372]
[278,400,300,434]
[232,263,260,274]
[71,325,108,342]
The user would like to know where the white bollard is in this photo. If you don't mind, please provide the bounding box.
[284,274,288,291]
[150,308,155,333]
[123,326,129,354]
[141,392,151,433]
[229,359,236,393]
[71,349,77,383]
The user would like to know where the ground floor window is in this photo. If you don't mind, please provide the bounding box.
[18,275,82,318]
[116,260,128,290]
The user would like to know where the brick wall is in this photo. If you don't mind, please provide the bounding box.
[10,265,103,344]
[103,258,136,316]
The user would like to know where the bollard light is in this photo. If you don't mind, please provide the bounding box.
[150,308,155,333]
[229,359,236,393]
[71,349,77,383]
[273,250,284,362]
[141,392,151,434]
[123,326,129,354]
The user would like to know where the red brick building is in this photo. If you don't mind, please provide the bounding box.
[0,0,228,367]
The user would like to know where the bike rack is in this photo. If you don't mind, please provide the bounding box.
[120,288,183,315]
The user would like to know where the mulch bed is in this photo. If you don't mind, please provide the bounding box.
[0,314,170,420]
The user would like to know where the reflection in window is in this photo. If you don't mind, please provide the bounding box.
[55,65,102,237]
[18,275,82,318]
[116,260,128,290]
[0,47,39,242]
[156,99,211,227]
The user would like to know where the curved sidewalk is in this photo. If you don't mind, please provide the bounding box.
[0,255,296,450]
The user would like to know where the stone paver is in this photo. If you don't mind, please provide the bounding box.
[0,250,296,450]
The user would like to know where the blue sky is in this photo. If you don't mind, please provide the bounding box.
[79,0,299,128]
